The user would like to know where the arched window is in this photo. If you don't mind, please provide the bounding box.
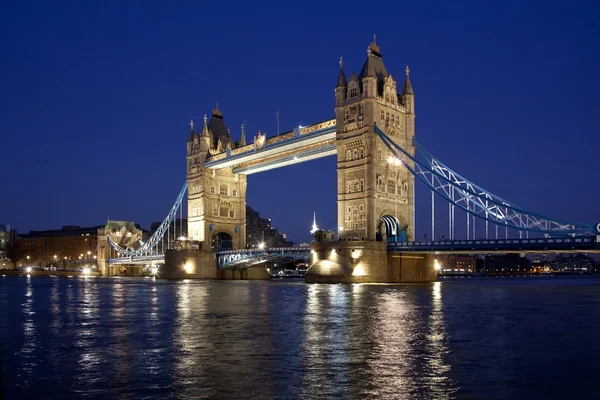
[220,184,228,196]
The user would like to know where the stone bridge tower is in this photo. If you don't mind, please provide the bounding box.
[335,37,415,241]
[186,105,247,250]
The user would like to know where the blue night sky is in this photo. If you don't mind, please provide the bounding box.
[1,0,599,243]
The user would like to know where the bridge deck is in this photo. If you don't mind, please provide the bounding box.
[388,237,600,253]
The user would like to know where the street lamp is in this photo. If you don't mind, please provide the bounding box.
[338,226,344,241]
[258,242,266,250]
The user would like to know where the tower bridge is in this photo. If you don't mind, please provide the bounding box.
[100,36,600,282]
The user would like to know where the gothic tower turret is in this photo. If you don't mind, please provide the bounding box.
[335,57,347,108]
[335,36,415,242]
[187,105,247,250]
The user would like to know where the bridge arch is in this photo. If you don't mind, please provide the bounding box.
[377,211,408,242]
[212,232,233,251]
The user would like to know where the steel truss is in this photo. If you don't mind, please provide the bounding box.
[108,182,188,256]
[374,125,597,237]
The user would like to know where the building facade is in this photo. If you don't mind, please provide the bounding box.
[335,37,415,242]
[0,224,16,268]
[17,225,102,268]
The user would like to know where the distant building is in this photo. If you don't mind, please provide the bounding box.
[246,206,294,248]
[17,223,143,268]
[0,224,16,269]
[436,254,476,275]
[551,254,594,273]
[18,225,100,268]
[484,254,532,275]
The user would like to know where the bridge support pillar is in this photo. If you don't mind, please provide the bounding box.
[162,250,218,279]
[305,241,436,283]
[218,265,271,280]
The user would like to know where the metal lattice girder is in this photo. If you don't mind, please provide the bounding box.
[374,125,597,237]
[108,182,188,256]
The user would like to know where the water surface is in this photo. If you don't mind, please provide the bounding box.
[1,275,599,399]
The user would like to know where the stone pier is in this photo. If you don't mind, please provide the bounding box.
[305,241,436,283]
[162,250,270,280]
[162,250,218,279]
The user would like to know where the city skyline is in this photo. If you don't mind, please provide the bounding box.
[2,1,599,243]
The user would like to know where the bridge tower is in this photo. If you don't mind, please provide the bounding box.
[335,37,415,242]
[186,105,247,250]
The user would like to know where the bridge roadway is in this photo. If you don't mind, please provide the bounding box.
[388,236,600,254]
[107,236,600,267]
[107,254,165,265]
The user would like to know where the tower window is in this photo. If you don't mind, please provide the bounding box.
[210,187,215,194]
[380,110,385,121]
[220,207,228,217]
[229,210,235,218]
[232,190,237,197]
[350,87,358,98]
[220,184,228,196]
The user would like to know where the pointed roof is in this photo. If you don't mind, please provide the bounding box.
[207,103,231,149]
[336,56,347,87]
[358,36,389,96]
[201,114,209,137]
[239,123,246,146]
[403,65,414,95]
[187,119,196,143]
[360,35,388,80]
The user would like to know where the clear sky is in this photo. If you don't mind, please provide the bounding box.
[1,0,599,243]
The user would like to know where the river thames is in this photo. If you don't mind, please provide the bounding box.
[1,276,599,399]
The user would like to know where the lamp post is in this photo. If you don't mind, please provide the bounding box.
[338,226,344,241]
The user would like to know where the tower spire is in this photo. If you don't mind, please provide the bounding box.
[188,119,196,142]
[336,56,347,87]
[201,114,209,136]
[310,212,319,234]
[239,123,246,146]
[403,65,414,95]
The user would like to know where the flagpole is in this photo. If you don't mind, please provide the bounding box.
[276,109,279,136]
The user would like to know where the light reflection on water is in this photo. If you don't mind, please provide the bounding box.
[1,276,599,399]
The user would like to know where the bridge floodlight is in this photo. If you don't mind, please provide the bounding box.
[258,242,266,250]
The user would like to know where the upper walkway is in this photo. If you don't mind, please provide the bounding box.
[204,119,336,174]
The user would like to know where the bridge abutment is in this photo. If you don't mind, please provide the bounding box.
[305,241,436,283]
[163,250,218,279]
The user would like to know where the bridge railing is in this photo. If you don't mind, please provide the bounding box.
[388,237,599,252]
